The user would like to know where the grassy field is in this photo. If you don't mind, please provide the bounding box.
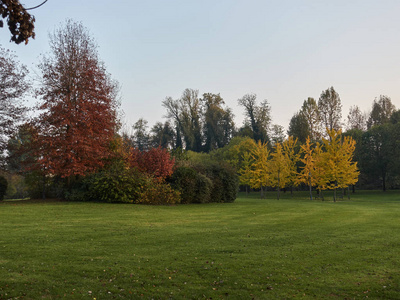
[1,191,400,299]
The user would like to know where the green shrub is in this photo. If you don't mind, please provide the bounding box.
[88,163,147,203]
[169,166,213,204]
[193,173,212,203]
[194,162,239,203]
[137,179,181,205]
[0,176,8,201]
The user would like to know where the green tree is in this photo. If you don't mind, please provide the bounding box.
[202,93,235,152]
[367,95,396,129]
[288,111,309,144]
[301,97,321,141]
[358,124,393,191]
[346,105,367,131]
[238,94,271,143]
[150,121,175,149]
[132,118,150,151]
[318,87,342,133]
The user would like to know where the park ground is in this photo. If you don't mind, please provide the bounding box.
[1,190,400,299]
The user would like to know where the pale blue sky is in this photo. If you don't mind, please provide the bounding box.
[1,0,400,131]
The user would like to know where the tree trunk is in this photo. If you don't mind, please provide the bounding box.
[309,173,313,201]
[347,186,350,200]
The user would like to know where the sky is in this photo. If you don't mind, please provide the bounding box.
[1,0,400,132]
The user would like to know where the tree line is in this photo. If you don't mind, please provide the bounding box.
[0,19,398,201]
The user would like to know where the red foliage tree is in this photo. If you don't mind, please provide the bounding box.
[128,146,175,181]
[141,147,175,180]
[34,20,119,178]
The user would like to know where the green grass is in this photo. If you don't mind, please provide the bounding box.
[1,191,400,299]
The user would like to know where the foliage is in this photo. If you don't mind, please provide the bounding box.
[34,20,119,179]
[0,175,7,200]
[287,111,309,144]
[169,166,212,204]
[300,97,321,141]
[321,129,359,201]
[318,86,342,133]
[269,142,290,199]
[0,0,35,44]
[367,95,396,129]
[202,93,235,152]
[197,162,238,203]
[88,163,146,203]
[0,46,29,155]
[346,105,367,131]
[237,94,271,143]
[128,146,175,181]
[137,179,181,205]
[248,140,270,195]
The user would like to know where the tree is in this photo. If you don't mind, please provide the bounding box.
[269,142,290,199]
[321,129,359,201]
[367,95,396,129]
[132,118,150,151]
[288,111,309,144]
[301,97,321,141]
[318,87,342,133]
[0,46,29,158]
[150,121,175,149]
[238,94,271,142]
[162,89,203,151]
[249,140,270,198]
[202,93,234,152]
[162,96,184,149]
[358,124,393,191]
[238,151,254,194]
[297,137,315,200]
[0,0,36,44]
[282,136,299,193]
[138,146,175,181]
[270,124,285,146]
[180,89,202,152]
[34,20,119,179]
[346,105,367,131]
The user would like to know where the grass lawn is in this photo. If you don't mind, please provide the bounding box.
[1,191,400,299]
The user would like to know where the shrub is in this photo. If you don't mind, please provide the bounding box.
[88,163,147,203]
[193,162,239,203]
[0,176,8,200]
[137,178,181,205]
[169,166,213,204]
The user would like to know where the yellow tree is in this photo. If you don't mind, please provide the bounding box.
[270,142,290,199]
[282,136,299,194]
[249,140,270,198]
[322,129,359,202]
[313,142,330,200]
[238,151,254,194]
[297,137,315,200]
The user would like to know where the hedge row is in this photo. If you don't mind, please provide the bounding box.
[63,161,238,205]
